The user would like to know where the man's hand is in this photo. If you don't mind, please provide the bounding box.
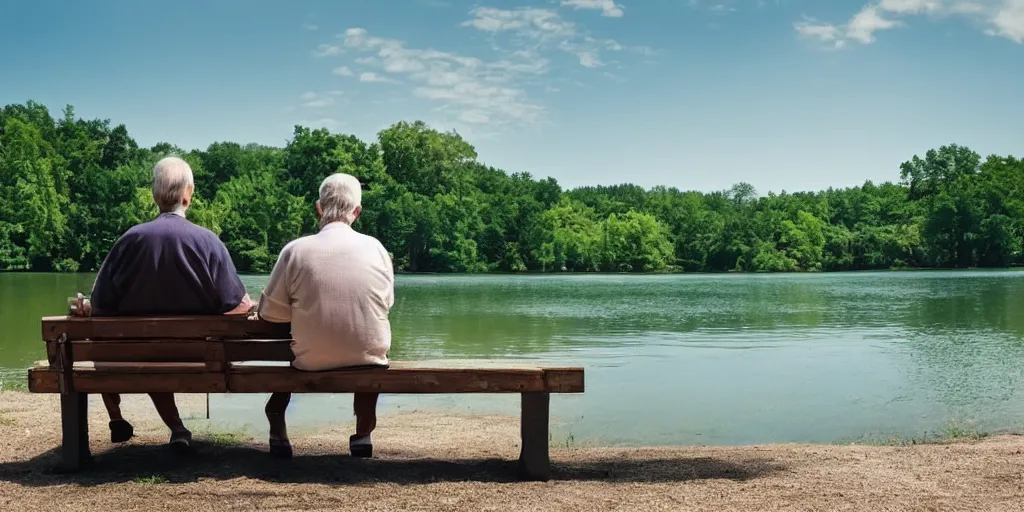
[69,292,92,317]
[224,293,258,316]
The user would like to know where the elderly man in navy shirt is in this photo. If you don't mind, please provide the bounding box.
[72,156,255,451]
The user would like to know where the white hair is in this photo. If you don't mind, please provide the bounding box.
[152,156,194,214]
[318,173,362,227]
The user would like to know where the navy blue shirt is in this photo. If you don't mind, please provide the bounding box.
[91,213,246,316]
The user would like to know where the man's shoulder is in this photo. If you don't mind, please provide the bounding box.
[279,233,318,257]
[310,228,387,258]
[350,231,388,255]
[127,214,208,234]
[121,217,157,236]
[128,215,227,250]
[353,230,384,246]
[186,221,226,245]
[356,233,391,268]
[115,218,161,247]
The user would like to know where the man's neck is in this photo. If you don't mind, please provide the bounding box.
[161,206,188,218]
[320,220,352,231]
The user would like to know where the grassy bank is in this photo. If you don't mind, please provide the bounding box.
[1,391,1022,511]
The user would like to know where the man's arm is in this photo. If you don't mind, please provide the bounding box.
[224,293,257,315]
[209,240,253,315]
[71,239,121,317]
[256,244,293,323]
[382,245,395,310]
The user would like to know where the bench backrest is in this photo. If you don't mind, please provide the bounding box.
[36,316,586,395]
[43,316,295,369]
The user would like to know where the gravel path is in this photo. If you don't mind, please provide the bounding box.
[1,392,1022,511]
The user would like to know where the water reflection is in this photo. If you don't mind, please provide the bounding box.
[0,273,95,387]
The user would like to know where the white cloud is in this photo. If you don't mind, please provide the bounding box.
[345,27,369,38]
[577,51,602,67]
[950,2,986,14]
[462,7,575,37]
[458,110,492,124]
[796,0,1024,47]
[314,44,343,57]
[708,3,738,14]
[603,39,623,51]
[359,72,401,84]
[687,0,741,13]
[463,7,634,68]
[302,23,319,31]
[560,0,625,18]
[877,0,943,13]
[380,47,428,73]
[990,0,1024,42]
[846,5,901,43]
[337,27,546,126]
[296,118,342,131]
[304,98,335,108]
[794,19,842,42]
[299,91,336,108]
[315,13,652,130]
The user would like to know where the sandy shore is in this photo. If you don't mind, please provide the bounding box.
[1,391,1022,511]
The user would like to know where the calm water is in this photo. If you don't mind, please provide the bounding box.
[2,271,1024,446]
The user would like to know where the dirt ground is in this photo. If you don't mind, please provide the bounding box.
[1,391,1022,511]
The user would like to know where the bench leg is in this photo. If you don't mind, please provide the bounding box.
[518,392,551,481]
[59,392,91,471]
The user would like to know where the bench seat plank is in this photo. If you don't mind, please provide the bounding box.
[30,364,226,393]
[28,361,584,394]
[228,366,548,393]
[42,315,291,341]
[53,362,212,372]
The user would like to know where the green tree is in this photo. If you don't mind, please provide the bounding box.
[598,211,675,272]
[5,100,1024,276]
[0,117,68,268]
[213,166,306,273]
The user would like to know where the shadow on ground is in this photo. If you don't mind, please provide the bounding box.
[0,441,785,486]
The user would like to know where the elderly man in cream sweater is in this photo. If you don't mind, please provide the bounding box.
[256,173,394,459]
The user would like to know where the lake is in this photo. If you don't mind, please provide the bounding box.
[2,271,1023,446]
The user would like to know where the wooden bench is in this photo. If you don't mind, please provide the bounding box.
[26,316,584,481]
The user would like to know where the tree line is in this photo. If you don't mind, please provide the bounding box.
[1,100,1022,274]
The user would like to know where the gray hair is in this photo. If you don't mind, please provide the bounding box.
[152,157,194,214]
[319,173,362,227]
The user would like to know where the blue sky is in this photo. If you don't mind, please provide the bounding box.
[2,0,1022,194]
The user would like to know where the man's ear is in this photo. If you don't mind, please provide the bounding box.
[352,205,362,223]
[182,184,194,208]
[315,200,323,217]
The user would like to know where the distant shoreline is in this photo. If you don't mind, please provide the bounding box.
[3,267,1024,277]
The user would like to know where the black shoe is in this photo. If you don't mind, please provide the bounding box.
[109,419,134,443]
[269,438,293,459]
[169,430,192,454]
[349,434,373,458]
